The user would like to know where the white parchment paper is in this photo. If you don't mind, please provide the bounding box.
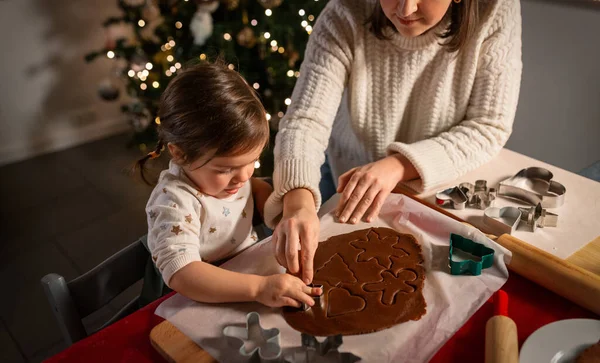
[156,194,511,362]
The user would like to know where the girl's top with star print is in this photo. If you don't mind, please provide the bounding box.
[146,161,258,287]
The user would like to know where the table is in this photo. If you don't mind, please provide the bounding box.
[46,149,600,362]
[45,271,598,363]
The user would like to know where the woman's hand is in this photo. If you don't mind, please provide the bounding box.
[272,188,320,284]
[336,154,418,224]
[255,274,322,308]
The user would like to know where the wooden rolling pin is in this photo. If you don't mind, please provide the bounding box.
[485,290,518,363]
[496,234,600,316]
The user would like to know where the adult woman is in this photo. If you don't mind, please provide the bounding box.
[264,0,522,283]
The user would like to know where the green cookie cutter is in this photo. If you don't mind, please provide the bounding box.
[449,233,495,276]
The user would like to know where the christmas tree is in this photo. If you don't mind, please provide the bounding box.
[86,0,327,175]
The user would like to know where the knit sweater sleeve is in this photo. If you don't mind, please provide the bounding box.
[387,0,523,193]
[263,0,356,228]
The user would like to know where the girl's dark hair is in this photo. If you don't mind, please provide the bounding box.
[136,61,269,185]
[368,0,482,53]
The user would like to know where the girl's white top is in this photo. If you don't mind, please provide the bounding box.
[146,161,258,286]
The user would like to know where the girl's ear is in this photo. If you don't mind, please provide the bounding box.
[167,143,185,164]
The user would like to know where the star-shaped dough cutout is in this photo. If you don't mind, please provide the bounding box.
[148,210,157,219]
[185,214,192,223]
[209,227,217,233]
[242,210,247,218]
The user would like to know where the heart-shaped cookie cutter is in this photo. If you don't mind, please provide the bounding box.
[449,233,495,276]
[223,311,282,362]
[435,186,469,210]
[518,203,559,232]
[483,206,522,235]
[498,167,566,208]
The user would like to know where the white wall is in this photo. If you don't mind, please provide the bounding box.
[506,0,600,173]
[0,0,130,166]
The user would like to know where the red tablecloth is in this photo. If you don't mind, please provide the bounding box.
[45,271,597,363]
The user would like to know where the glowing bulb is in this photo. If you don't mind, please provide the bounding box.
[137,71,144,78]
[295,71,300,77]
[306,25,313,32]
[138,20,145,27]
[254,160,261,169]
[128,70,135,77]
[166,70,172,76]
[175,62,181,69]
[301,20,308,27]
[155,117,161,124]
[145,62,153,70]
[263,32,271,39]
[106,51,115,59]
[224,33,232,41]
[270,40,277,47]
[253,83,260,89]
[169,40,176,47]
[165,44,172,50]
[161,45,166,51]
[175,21,182,29]
[228,64,235,70]
[265,9,272,16]
[308,15,315,21]
[170,66,177,73]
[266,113,271,121]
[278,111,284,118]
[299,9,305,16]
[140,75,147,81]
[140,83,147,90]
[142,70,149,77]
[287,70,294,77]
[278,47,285,53]
[200,53,207,60]
[167,55,174,62]
[251,19,258,26]
[152,81,160,88]
[271,46,278,52]
[285,98,292,105]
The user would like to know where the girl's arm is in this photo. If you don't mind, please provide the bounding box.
[251,177,273,220]
[169,261,321,308]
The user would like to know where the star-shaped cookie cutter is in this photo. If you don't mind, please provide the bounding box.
[223,311,282,362]
[435,186,469,209]
[460,180,497,210]
[498,167,566,208]
[284,334,361,363]
[518,203,558,232]
[449,233,495,276]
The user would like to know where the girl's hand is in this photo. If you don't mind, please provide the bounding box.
[336,154,418,224]
[273,188,320,284]
[256,274,322,308]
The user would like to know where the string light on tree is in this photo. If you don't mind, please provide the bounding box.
[265,9,272,16]
[175,21,183,29]
[167,55,174,62]
[299,9,305,16]
[145,62,153,70]
[128,70,135,77]
[253,83,260,89]
[152,81,160,88]
[251,19,258,26]
[138,20,145,27]
[263,32,271,39]
[140,83,147,90]
[107,51,115,59]
[284,98,292,105]
[175,62,182,69]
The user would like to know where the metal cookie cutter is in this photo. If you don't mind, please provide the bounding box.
[300,283,323,311]
[223,311,282,362]
[483,206,522,235]
[284,334,361,363]
[449,233,495,276]
[460,180,497,210]
[435,186,469,210]
[518,203,558,232]
[498,167,566,208]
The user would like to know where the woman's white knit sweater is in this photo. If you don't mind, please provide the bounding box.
[264,0,522,227]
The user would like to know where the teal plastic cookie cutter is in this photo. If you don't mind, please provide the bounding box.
[449,233,495,276]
